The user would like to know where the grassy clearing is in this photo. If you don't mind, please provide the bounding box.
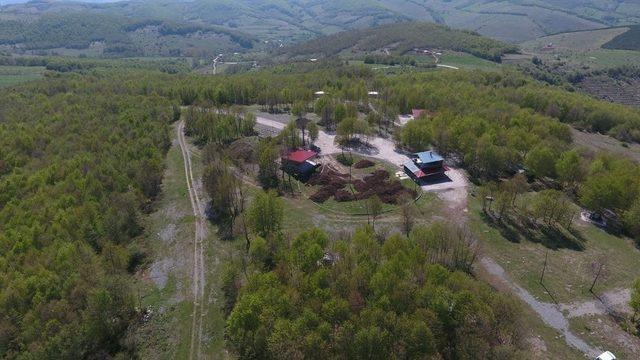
[571,128,640,163]
[521,28,640,70]
[569,315,639,358]
[469,195,640,304]
[134,126,240,359]
[0,66,45,87]
[521,28,629,52]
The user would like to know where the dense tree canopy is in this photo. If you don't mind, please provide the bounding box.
[0,72,174,358]
[227,226,526,359]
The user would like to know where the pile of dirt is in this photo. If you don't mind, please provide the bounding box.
[353,170,414,204]
[310,187,335,203]
[310,167,415,204]
[354,159,375,169]
[309,166,350,203]
[334,189,355,202]
[308,167,349,188]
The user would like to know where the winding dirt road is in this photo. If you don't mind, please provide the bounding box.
[177,121,207,360]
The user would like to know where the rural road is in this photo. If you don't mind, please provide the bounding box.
[177,120,207,360]
[254,113,607,357]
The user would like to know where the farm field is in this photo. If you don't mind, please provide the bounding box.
[521,27,640,69]
[571,128,640,163]
[0,66,45,87]
[522,28,630,52]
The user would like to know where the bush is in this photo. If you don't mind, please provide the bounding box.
[336,153,354,166]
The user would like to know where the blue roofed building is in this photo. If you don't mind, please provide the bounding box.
[403,151,446,181]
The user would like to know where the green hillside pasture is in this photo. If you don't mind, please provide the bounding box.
[521,27,629,52]
[0,66,45,87]
[522,28,640,70]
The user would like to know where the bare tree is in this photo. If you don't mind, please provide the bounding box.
[589,256,609,293]
[399,195,416,237]
[366,195,383,231]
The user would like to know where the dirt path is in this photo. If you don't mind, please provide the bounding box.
[481,258,602,357]
[560,288,632,318]
[177,121,207,360]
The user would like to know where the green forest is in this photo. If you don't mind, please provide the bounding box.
[0,12,256,57]
[226,225,525,359]
[2,54,640,357]
[0,71,177,357]
[603,25,640,51]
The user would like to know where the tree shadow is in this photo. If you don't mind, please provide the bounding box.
[480,211,586,251]
[480,211,521,244]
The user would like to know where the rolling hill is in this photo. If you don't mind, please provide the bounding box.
[0,0,638,56]
[281,22,517,62]
[0,10,258,57]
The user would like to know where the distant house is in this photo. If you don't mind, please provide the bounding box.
[403,151,446,181]
[282,149,320,180]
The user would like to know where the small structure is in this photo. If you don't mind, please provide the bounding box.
[596,351,616,360]
[314,91,326,97]
[403,151,445,181]
[282,149,320,180]
[412,109,426,119]
[316,252,340,266]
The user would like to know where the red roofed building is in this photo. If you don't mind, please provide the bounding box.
[282,149,320,181]
[285,149,317,164]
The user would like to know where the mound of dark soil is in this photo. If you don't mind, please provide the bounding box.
[354,159,375,169]
[309,167,414,205]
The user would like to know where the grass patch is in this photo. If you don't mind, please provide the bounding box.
[134,124,242,358]
[469,194,640,304]
[569,315,638,359]
[0,66,45,87]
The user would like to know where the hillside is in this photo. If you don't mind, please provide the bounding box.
[0,9,257,57]
[281,22,517,62]
[0,0,638,53]
[603,25,640,51]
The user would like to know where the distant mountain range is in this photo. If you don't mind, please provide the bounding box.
[0,0,638,56]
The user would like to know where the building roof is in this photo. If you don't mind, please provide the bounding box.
[286,149,317,163]
[415,151,443,164]
[403,160,426,178]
